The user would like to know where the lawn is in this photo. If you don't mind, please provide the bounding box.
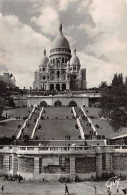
[83,107,127,139]
[42,107,73,119]
[3,107,32,119]
[0,120,24,137]
[34,119,80,140]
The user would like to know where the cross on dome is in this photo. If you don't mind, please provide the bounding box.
[74,48,76,55]
[59,23,63,35]
[44,47,46,56]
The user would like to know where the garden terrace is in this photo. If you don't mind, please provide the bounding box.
[34,119,80,140]
[41,107,73,119]
[83,107,127,139]
[3,107,32,119]
[0,120,24,138]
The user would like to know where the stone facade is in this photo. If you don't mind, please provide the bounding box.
[0,145,127,181]
[33,24,86,91]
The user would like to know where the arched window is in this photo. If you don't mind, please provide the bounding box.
[57,71,60,79]
[40,101,47,107]
[54,100,62,107]
[62,83,66,91]
[73,66,76,71]
[69,101,77,107]
[50,84,54,91]
[56,83,60,91]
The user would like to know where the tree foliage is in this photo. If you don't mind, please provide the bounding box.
[100,73,127,130]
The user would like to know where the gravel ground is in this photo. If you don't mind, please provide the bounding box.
[0,179,126,195]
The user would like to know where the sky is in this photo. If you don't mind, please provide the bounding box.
[0,0,127,89]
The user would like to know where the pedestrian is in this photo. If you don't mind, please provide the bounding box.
[1,186,4,194]
[65,183,69,195]
[94,186,97,194]
[107,187,111,195]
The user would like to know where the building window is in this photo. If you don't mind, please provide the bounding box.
[73,66,76,71]
[57,71,60,78]
[43,76,46,80]
[43,68,45,71]
[62,58,64,63]
[65,58,67,63]
[9,156,12,170]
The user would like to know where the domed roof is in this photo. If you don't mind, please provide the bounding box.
[51,24,70,50]
[41,48,49,65]
[70,49,80,65]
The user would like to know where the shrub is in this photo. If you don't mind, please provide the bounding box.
[95,124,99,128]
[75,124,78,129]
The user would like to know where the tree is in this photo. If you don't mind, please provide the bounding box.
[99,81,108,89]
[0,97,4,120]
[100,73,127,130]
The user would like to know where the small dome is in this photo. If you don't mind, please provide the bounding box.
[70,49,80,65]
[41,48,49,65]
[51,24,70,50]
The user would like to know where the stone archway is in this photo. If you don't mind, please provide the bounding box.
[69,100,77,107]
[54,100,62,107]
[56,83,60,91]
[50,84,54,91]
[40,101,47,107]
[62,83,66,91]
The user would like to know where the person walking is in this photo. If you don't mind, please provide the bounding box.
[94,186,97,194]
[1,186,4,194]
[65,183,69,195]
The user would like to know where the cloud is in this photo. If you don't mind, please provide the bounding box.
[85,0,127,66]
[31,7,59,36]
[0,13,51,88]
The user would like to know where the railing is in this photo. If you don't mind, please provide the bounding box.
[0,145,127,154]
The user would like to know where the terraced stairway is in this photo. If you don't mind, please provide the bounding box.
[34,107,81,140]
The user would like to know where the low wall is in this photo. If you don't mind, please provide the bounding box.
[27,96,89,107]
[0,145,127,181]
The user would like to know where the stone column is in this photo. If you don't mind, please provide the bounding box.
[105,153,112,174]
[12,154,18,175]
[96,153,102,178]
[60,84,62,91]
[3,155,9,172]
[34,157,39,175]
[54,84,56,90]
[70,156,75,174]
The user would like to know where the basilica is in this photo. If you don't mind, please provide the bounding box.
[33,24,87,91]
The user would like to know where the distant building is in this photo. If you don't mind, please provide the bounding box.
[33,24,87,91]
[0,68,16,88]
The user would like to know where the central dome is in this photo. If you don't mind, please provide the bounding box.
[51,23,70,50]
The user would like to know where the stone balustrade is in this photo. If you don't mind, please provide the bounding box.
[0,145,127,155]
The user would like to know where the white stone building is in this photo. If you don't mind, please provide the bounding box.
[33,24,86,91]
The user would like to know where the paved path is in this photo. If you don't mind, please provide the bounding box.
[0,180,126,195]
